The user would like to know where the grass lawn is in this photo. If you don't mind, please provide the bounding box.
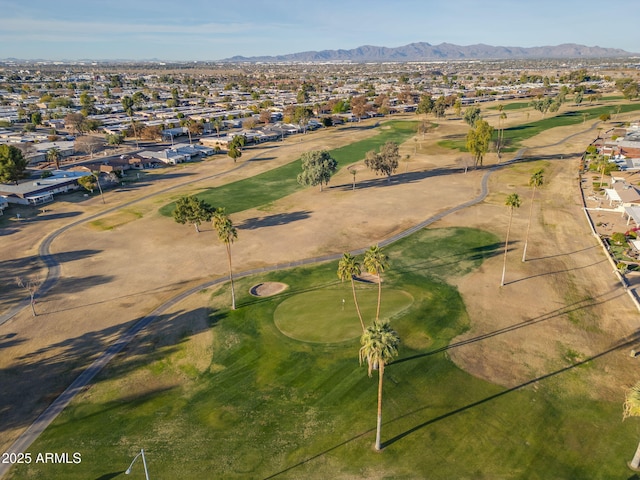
[439,102,640,153]
[487,101,531,111]
[274,287,414,343]
[158,120,418,216]
[8,227,639,480]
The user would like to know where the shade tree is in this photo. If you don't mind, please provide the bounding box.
[0,144,28,184]
[466,119,494,168]
[296,150,338,191]
[364,141,400,182]
[172,195,214,233]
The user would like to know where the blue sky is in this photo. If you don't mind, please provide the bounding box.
[0,0,638,61]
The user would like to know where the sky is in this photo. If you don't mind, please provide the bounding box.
[0,0,638,61]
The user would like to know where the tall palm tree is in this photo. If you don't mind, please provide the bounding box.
[46,147,61,170]
[359,320,400,451]
[597,155,610,188]
[364,245,389,322]
[522,169,544,262]
[501,193,521,287]
[623,381,640,469]
[337,253,365,332]
[498,110,507,159]
[213,208,238,310]
[212,117,223,137]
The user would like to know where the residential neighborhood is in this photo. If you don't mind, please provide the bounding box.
[1,57,638,208]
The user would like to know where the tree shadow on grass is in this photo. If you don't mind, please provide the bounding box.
[0,306,212,447]
[526,244,598,262]
[262,331,640,478]
[239,211,311,230]
[0,249,102,313]
[382,331,640,449]
[392,288,626,367]
[392,242,504,277]
[331,166,461,192]
[95,472,125,480]
[505,258,607,285]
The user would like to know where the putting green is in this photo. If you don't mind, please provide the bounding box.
[274,287,414,343]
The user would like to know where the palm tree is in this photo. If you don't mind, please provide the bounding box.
[623,381,640,470]
[212,118,223,137]
[92,170,105,204]
[522,169,544,262]
[359,320,400,451]
[498,110,507,159]
[213,208,238,310]
[349,168,357,191]
[46,147,61,170]
[597,155,610,188]
[501,193,521,287]
[337,253,365,332]
[364,245,389,322]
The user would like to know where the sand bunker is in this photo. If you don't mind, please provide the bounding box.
[354,272,382,284]
[249,282,288,297]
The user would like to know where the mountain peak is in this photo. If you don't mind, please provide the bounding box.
[221,42,636,62]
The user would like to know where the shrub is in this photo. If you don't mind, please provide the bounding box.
[611,232,627,245]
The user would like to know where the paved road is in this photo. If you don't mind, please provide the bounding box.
[0,122,598,478]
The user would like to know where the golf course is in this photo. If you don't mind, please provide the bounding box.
[2,99,640,479]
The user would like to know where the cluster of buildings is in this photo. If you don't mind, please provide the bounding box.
[0,59,630,209]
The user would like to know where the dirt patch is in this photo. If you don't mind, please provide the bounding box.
[250,282,288,297]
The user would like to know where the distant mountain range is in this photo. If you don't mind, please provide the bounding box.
[222,42,638,63]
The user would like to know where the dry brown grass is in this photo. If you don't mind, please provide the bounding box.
[1,107,639,453]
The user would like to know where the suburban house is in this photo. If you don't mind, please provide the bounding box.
[171,143,215,157]
[70,154,163,173]
[138,149,190,165]
[604,180,640,207]
[0,170,92,205]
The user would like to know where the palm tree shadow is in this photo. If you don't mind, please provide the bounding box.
[94,471,125,479]
[382,332,640,449]
[392,288,625,365]
[506,258,607,285]
[525,244,598,262]
[262,329,639,479]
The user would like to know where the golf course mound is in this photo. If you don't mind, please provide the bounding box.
[274,287,414,343]
[250,282,288,297]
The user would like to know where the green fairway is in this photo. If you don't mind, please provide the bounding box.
[274,287,414,343]
[9,226,639,480]
[159,120,418,216]
[439,102,640,153]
